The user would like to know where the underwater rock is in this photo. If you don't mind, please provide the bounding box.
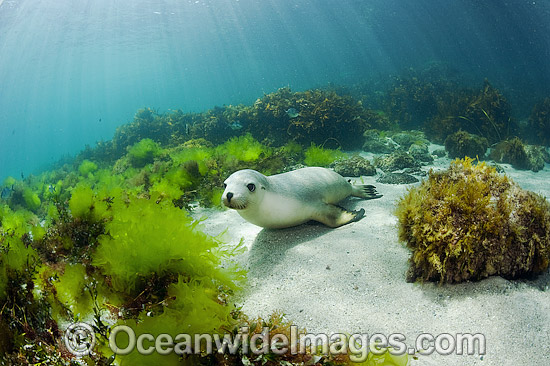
[489,137,528,169]
[432,148,447,158]
[396,158,550,283]
[362,130,397,154]
[374,151,420,173]
[376,172,419,184]
[444,130,488,159]
[489,162,505,173]
[391,132,415,149]
[489,137,545,172]
[525,145,547,172]
[402,167,427,176]
[408,142,433,163]
[331,155,376,177]
[391,130,429,150]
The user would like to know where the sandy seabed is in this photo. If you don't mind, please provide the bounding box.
[193,146,550,366]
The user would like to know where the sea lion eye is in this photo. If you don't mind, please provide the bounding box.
[247,183,256,192]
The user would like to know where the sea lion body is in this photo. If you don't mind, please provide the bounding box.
[222,167,381,229]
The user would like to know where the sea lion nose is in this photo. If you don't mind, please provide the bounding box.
[226,192,233,203]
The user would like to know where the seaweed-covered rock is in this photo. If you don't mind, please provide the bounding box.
[408,142,433,163]
[525,145,547,172]
[391,130,429,150]
[489,137,545,172]
[489,137,528,169]
[403,167,427,176]
[444,131,488,159]
[489,162,505,174]
[376,172,419,184]
[432,148,447,158]
[363,130,397,154]
[391,132,416,149]
[374,151,419,173]
[331,155,376,177]
[396,158,550,283]
[528,97,550,146]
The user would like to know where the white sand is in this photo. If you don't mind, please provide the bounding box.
[193,149,550,366]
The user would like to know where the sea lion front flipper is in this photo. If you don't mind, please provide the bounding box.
[352,184,383,200]
[312,204,365,227]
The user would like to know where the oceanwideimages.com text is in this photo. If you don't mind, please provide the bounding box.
[104,325,486,361]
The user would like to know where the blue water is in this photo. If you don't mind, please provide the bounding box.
[0,0,549,181]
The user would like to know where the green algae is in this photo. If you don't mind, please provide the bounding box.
[128,138,163,167]
[304,143,347,167]
[78,159,98,177]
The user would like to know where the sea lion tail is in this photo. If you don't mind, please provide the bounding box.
[352,184,382,200]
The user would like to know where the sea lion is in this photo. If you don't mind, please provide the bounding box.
[222,167,382,229]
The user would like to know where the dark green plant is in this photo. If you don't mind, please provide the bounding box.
[426,80,516,144]
[243,87,370,149]
[527,97,550,146]
[384,72,441,130]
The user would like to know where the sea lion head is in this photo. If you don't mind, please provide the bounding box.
[222,169,268,210]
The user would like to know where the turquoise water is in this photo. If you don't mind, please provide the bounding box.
[0,0,549,180]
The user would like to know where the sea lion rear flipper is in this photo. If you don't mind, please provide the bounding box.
[350,207,365,222]
[313,205,365,227]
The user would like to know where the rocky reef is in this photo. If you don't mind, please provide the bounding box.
[331,155,376,177]
[374,151,420,173]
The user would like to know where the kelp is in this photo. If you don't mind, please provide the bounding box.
[426,80,517,143]
[527,97,550,146]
